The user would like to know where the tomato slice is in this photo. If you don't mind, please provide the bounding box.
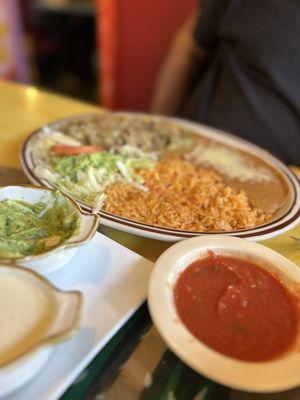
[51,145,103,155]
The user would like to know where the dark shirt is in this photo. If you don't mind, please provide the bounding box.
[183,0,300,165]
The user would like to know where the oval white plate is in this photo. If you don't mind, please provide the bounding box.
[20,113,300,242]
[148,236,300,393]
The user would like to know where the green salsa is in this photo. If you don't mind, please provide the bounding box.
[0,193,79,258]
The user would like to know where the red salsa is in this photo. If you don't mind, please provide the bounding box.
[174,253,298,362]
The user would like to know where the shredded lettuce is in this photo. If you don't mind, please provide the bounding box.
[34,139,156,206]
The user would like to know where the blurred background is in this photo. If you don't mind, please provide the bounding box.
[1,0,196,110]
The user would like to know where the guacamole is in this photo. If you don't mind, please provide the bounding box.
[0,194,79,258]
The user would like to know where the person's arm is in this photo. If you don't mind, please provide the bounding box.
[150,12,207,116]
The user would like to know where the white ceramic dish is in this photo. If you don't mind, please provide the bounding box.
[3,231,152,400]
[148,236,300,393]
[0,185,99,273]
[0,348,52,398]
[21,113,300,242]
[0,264,82,398]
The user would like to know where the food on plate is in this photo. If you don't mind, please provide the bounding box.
[58,114,194,153]
[104,159,267,231]
[174,252,298,361]
[35,142,156,206]
[51,144,103,155]
[0,193,79,258]
[0,272,54,365]
[30,113,291,232]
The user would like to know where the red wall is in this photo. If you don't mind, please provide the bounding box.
[98,0,197,111]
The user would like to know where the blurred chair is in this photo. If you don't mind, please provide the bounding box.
[97,0,197,111]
